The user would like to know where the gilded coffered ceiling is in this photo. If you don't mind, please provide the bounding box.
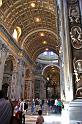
[0,0,59,61]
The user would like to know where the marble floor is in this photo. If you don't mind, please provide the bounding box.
[25,101,82,124]
[25,109,69,124]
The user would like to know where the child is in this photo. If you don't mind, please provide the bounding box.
[36,110,44,124]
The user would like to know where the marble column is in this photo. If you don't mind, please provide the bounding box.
[10,59,25,100]
[40,79,46,99]
[58,0,73,101]
[0,40,8,90]
[17,59,25,99]
[10,65,18,100]
[28,68,35,100]
[79,0,82,24]
[63,0,73,101]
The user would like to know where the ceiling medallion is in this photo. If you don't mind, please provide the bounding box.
[70,26,82,49]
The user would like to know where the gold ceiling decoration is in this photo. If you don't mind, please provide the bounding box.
[30,2,36,8]
[42,41,47,45]
[0,0,59,61]
[0,0,2,7]
[12,26,21,41]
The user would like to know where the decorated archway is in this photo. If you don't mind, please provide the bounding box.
[2,55,16,98]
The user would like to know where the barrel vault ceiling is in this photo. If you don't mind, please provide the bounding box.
[0,0,60,61]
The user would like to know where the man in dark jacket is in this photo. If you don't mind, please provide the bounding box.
[0,90,12,124]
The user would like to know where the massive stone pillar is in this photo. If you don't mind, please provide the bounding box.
[40,78,46,99]
[0,40,8,90]
[58,0,73,101]
[79,0,82,23]
[16,59,25,99]
[10,59,18,100]
[10,59,26,100]
[24,66,35,100]
[63,0,73,101]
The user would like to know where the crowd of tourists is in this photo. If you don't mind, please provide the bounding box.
[0,89,64,124]
[30,98,64,114]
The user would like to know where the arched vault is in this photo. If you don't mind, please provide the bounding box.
[0,0,60,61]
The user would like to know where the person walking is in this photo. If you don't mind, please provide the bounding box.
[36,110,44,124]
[31,99,35,114]
[19,98,25,124]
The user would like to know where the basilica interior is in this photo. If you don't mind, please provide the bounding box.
[0,0,82,102]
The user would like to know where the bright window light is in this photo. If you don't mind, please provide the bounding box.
[50,51,54,55]
[44,51,47,55]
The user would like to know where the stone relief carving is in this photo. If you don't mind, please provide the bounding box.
[70,26,82,49]
[0,40,8,52]
[69,5,80,23]
[76,86,82,97]
[0,41,9,64]
[68,0,77,4]
[73,58,82,97]
[75,60,82,73]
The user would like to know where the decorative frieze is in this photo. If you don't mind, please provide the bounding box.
[68,0,82,49]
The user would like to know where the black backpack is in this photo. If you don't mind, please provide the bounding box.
[24,102,28,110]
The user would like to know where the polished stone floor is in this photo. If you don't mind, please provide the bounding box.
[25,109,69,124]
[25,114,62,124]
[25,101,82,124]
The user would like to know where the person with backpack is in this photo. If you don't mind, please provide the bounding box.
[24,101,28,110]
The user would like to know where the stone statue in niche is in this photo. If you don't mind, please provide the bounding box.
[69,6,80,23]
[70,26,82,49]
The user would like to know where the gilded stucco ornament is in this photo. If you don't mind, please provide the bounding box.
[70,26,82,49]
[69,6,80,23]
